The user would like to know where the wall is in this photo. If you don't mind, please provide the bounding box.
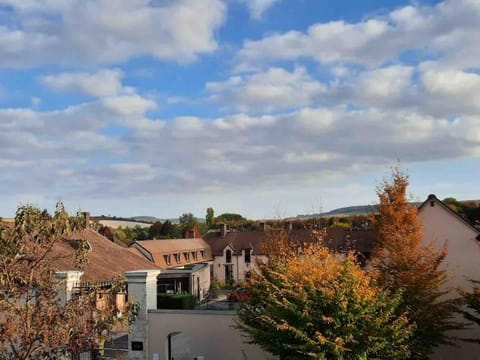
[419,201,480,359]
[212,246,267,283]
[147,310,275,360]
[191,264,211,301]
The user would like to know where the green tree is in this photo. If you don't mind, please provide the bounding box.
[179,212,196,226]
[160,220,174,237]
[236,230,413,360]
[372,168,462,358]
[218,213,245,222]
[148,220,163,239]
[206,207,215,229]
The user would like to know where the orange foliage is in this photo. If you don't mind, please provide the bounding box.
[371,167,462,358]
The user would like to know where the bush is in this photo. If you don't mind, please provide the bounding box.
[210,280,221,299]
[157,294,196,309]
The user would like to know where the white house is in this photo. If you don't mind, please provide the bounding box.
[418,194,480,359]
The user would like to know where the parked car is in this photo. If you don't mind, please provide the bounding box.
[227,288,251,302]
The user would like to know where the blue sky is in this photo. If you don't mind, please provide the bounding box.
[0,0,479,219]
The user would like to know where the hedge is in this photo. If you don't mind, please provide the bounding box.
[157,294,196,309]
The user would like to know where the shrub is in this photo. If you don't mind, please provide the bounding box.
[157,294,196,309]
[210,279,221,299]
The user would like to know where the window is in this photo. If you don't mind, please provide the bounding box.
[174,253,181,264]
[163,254,171,266]
[200,249,206,259]
[226,249,232,263]
[191,251,197,261]
[183,252,190,262]
[225,264,233,282]
[244,248,251,263]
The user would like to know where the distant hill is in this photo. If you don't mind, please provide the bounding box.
[292,205,376,220]
[322,205,378,217]
[130,216,161,223]
[131,216,205,224]
[292,199,480,220]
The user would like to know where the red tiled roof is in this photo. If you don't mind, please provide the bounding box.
[132,238,213,269]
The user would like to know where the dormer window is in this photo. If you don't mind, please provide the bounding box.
[226,249,232,263]
[192,251,197,261]
[163,255,171,266]
[174,253,181,264]
[184,252,190,262]
[244,248,251,263]
[200,250,206,259]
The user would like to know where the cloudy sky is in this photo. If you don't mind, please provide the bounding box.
[0,0,479,219]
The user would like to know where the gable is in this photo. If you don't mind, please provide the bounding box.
[418,195,480,289]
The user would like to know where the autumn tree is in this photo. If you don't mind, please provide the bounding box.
[371,168,462,358]
[236,230,413,360]
[0,203,135,359]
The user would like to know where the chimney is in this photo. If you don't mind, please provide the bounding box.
[82,212,90,228]
[220,223,227,237]
[185,224,201,238]
[259,222,267,231]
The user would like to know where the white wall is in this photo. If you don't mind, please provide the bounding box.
[212,246,267,283]
[191,264,211,301]
[148,310,275,360]
[419,201,480,359]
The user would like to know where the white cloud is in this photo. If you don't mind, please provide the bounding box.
[355,66,414,100]
[41,69,124,97]
[101,94,157,117]
[236,0,480,70]
[0,95,479,204]
[240,0,281,19]
[0,0,226,67]
[206,66,325,112]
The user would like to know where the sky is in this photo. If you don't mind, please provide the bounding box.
[0,0,479,220]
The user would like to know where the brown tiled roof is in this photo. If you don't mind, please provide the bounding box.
[324,228,376,254]
[203,228,376,256]
[49,228,161,282]
[132,238,213,269]
[203,229,320,256]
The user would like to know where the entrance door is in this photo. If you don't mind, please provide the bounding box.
[225,264,233,283]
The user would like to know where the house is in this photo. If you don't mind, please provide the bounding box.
[418,194,480,359]
[49,227,162,309]
[203,223,376,283]
[51,228,161,283]
[130,238,213,301]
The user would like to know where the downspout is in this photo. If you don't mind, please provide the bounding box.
[236,254,239,282]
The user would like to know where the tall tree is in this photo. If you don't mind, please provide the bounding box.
[236,230,413,360]
[148,220,163,239]
[371,168,462,358]
[160,220,174,237]
[0,203,135,359]
[206,207,215,229]
[179,212,196,226]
